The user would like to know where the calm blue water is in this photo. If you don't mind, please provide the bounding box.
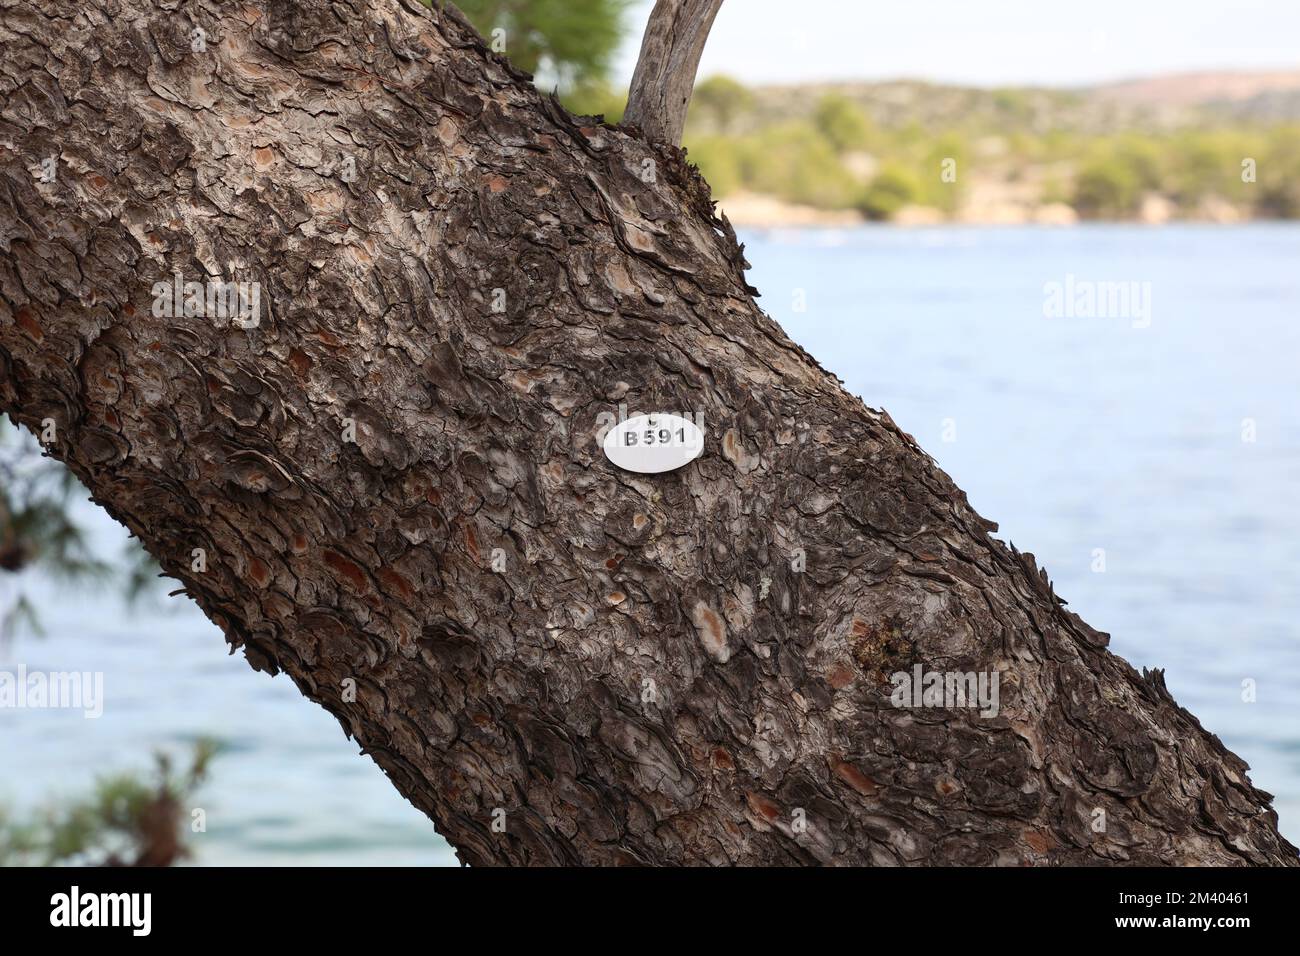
[2,224,1297,862]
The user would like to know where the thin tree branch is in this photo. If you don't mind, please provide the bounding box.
[623,0,725,146]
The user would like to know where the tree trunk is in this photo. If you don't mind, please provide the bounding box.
[0,0,1293,866]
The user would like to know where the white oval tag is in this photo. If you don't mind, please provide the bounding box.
[602,413,704,474]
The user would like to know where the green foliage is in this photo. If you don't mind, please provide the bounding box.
[1255,126,1300,217]
[674,75,1299,222]
[1166,132,1237,204]
[562,80,626,123]
[1070,136,1171,218]
[1112,137,1164,192]
[1,422,113,640]
[991,87,1034,122]
[1041,174,1069,206]
[0,740,218,866]
[690,75,754,134]
[812,94,872,153]
[1072,157,1140,218]
[919,133,968,213]
[683,135,745,197]
[452,0,632,91]
[745,124,860,209]
[859,163,923,220]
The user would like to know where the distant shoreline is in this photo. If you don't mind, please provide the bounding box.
[681,72,1300,231]
[716,190,1279,229]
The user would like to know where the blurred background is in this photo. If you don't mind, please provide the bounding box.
[2,0,1297,865]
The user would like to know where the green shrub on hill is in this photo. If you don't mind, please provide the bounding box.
[813,94,874,153]
[675,74,1296,221]
[859,164,923,220]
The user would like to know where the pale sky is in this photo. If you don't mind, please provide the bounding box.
[615,0,1300,88]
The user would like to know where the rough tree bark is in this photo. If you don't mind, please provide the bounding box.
[0,0,1294,866]
[623,0,725,147]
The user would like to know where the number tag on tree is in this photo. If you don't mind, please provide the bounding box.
[602,413,704,474]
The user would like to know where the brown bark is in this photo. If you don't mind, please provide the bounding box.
[624,0,725,146]
[0,0,1294,866]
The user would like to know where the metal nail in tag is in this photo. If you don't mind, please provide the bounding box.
[603,413,704,474]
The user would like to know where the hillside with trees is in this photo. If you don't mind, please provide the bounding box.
[667,73,1300,225]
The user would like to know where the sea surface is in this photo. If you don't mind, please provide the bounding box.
[2,224,1297,863]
